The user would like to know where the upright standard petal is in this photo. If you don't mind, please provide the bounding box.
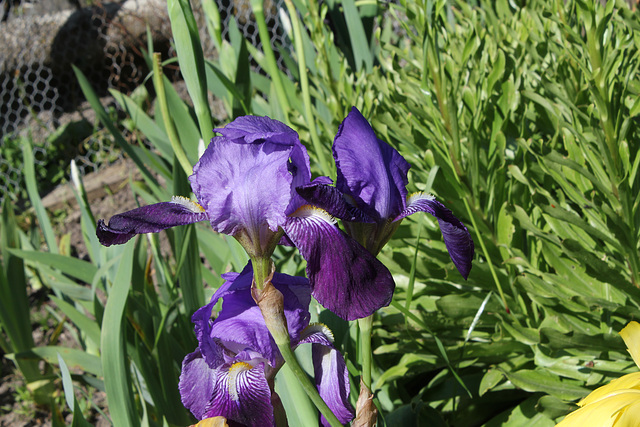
[214,115,312,215]
[191,300,225,368]
[395,193,474,279]
[333,107,410,222]
[96,196,208,246]
[189,116,312,255]
[190,136,292,238]
[284,206,395,320]
[214,115,299,146]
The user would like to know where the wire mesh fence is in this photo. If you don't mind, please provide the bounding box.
[0,0,291,206]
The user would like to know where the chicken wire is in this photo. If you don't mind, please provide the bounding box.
[0,0,291,205]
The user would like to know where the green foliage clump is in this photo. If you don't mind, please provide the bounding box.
[2,0,640,426]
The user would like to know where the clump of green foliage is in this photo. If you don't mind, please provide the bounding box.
[2,0,639,426]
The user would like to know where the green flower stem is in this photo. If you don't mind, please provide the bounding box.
[273,336,344,427]
[152,53,193,177]
[250,256,274,291]
[284,0,330,174]
[250,0,291,121]
[358,315,374,389]
[254,279,343,427]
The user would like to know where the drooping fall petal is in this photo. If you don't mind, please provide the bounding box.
[96,197,207,246]
[395,192,474,279]
[296,181,373,222]
[556,322,640,427]
[179,350,219,420]
[190,417,229,427]
[205,361,274,427]
[298,324,355,426]
[284,206,395,320]
[578,373,640,408]
[556,389,640,427]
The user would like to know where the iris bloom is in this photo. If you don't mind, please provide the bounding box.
[97,115,393,320]
[179,264,354,427]
[555,321,640,426]
[297,107,474,278]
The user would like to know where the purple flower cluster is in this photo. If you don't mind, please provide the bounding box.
[179,264,353,426]
[96,107,474,426]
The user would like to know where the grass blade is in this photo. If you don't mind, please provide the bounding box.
[22,138,58,254]
[101,242,139,427]
[342,0,374,72]
[167,0,214,141]
[10,249,98,284]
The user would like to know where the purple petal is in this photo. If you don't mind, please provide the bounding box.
[191,301,225,368]
[201,116,312,225]
[208,264,311,366]
[311,176,334,186]
[296,182,373,222]
[189,136,292,238]
[333,107,411,221]
[284,206,395,320]
[218,115,313,213]
[286,140,313,215]
[179,349,219,420]
[396,193,474,279]
[214,115,298,146]
[96,197,208,246]
[298,324,355,426]
[205,361,274,427]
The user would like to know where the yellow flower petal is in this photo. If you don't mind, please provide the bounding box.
[619,321,640,370]
[556,389,640,427]
[613,398,640,427]
[190,416,229,427]
[579,372,640,407]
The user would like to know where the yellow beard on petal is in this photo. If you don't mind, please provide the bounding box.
[228,361,254,402]
[303,322,335,343]
[171,195,205,213]
[289,205,337,225]
[406,191,435,205]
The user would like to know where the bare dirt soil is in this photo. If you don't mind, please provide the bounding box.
[0,290,110,427]
[0,159,142,426]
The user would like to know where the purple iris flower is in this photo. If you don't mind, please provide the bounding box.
[179,264,354,427]
[297,107,474,279]
[96,115,394,320]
